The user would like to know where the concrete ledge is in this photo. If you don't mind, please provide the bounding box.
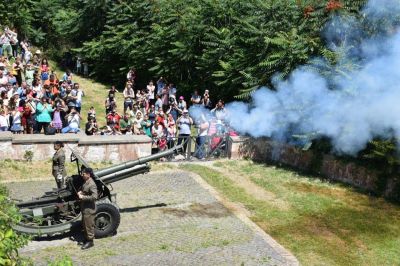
[0,134,152,163]
[0,132,13,141]
[12,134,81,144]
[79,135,150,145]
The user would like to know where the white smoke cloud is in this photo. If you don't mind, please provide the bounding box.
[225,0,400,155]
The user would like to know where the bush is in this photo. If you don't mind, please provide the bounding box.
[0,186,30,265]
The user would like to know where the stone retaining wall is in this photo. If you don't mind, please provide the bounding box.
[0,132,152,163]
[229,136,400,200]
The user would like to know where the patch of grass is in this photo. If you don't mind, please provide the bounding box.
[0,160,113,182]
[150,162,177,172]
[180,161,400,266]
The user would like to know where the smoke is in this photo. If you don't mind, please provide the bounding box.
[225,0,400,155]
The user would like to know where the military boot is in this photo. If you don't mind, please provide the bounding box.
[81,240,94,250]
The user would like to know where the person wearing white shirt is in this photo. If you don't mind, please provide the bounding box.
[0,109,8,131]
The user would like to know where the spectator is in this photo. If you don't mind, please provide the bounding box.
[10,106,23,134]
[62,107,81,133]
[25,62,35,86]
[76,57,81,74]
[83,61,89,76]
[141,114,152,137]
[123,83,135,114]
[0,29,12,59]
[72,83,83,113]
[151,120,164,154]
[161,84,169,112]
[194,115,209,160]
[87,106,96,120]
[132,111,143,134]
[154,94,162,112]
[211,100,226,121]
[166,113,176,149]
[126,67,136,86]
[177,96,187,111]
[106,109,121,131]
[51,104,63,133]
[105,93,116,115]
[12,57,23,86]
[119,115,131,134]
[156,76,166,96]
[147,80,155,105]
[167,102,180,122]
[62,70,73,82]
[108,85,117,96]
[0,109,8,131]
[85,116,98,135]
[21,100,33,134]
[176,109,193,153]
[40,58,50,84]
[190,90,201,106]
[202,90,213,109]
[35,96,53,134]
[169,83,177,97]
[0,70,8,89]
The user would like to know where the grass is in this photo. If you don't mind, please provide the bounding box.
[0,159,113,182]
[180,160,400,266]
[49,60,124,126]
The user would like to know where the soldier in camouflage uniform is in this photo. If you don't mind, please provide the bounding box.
[77,167,98,250]
[52,141,67,189]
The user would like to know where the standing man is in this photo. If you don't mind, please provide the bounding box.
[52,141,67,189]
[77,168,98,250]
[176,109,193,154]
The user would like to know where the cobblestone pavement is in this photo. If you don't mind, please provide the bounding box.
[6,170,298,266]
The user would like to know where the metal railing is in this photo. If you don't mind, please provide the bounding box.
[151,134,230,160]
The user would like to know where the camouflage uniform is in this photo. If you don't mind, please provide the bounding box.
[80,178,98,241]
[52,148,67,189]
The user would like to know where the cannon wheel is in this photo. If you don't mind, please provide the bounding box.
[94,201,120,238]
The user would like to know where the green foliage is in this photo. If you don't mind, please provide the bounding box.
[23,151,34,163]
[47,256,73,266]
[0,186,30,265]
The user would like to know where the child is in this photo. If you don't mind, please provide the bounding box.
[51,104,63,133]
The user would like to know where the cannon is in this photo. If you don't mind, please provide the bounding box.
[12,145,182,238]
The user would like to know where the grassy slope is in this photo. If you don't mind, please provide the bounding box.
[50,60,124,126]
[180,161,400,266]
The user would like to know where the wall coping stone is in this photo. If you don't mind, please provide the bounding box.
[7,133,151,145]
[0,132,13,141]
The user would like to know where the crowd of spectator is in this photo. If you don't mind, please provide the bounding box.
[0,27,84,135]
[0,26,231,159]
[97,69,229,158]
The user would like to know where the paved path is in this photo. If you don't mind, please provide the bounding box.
[6,170,298,266]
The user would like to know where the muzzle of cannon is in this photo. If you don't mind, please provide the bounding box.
[12,144,183,237]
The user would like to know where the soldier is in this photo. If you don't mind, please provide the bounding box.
[77,167,98,250]
[52,141,67,189]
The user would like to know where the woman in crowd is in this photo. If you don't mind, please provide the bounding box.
[35,96,53,133]
[40,58,50,84]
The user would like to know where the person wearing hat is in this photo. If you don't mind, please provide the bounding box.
[77,167,98,250]
[177,96,187,111]
[176,108,193,154]
[52,141,67,189]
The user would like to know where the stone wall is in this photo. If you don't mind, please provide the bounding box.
[229,136,400,200]
[0,132,152,163]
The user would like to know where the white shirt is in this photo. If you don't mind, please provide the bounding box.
[147,84,155,100]
[68,114,80,128]
[0,115,8,127]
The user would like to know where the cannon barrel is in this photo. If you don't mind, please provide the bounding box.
[100,163,150,184]
[94,144,183,177]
